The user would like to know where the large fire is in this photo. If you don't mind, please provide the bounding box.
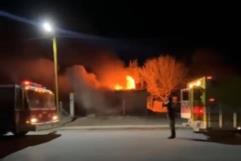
[126,75,136,90]
[114,75,136,91]
[70,60,140,92]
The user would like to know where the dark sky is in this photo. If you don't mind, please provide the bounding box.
[0,0,240,66]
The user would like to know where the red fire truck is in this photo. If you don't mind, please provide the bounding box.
[0,81,59,136]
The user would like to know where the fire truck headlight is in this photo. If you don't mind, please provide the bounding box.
[30,118,38,124]
[52,115,58,121]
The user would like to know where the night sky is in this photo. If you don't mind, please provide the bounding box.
[0,1,240,67]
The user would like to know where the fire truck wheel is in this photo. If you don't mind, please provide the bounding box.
[13,131,28,137]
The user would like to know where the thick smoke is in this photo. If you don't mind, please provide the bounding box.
[91,53,127,89]
[0,58,54,85]
[0,52,129,115]
[66,65,120,114]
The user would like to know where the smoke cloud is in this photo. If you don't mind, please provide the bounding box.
[0,51,132,115]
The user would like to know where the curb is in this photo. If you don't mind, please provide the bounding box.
[59,125,187,130]
[59,117,75,126]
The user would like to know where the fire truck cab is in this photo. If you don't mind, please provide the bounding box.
[0,81,59,136]
[180,76,241,133]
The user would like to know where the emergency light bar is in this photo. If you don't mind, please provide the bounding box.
[22,80,43,88]
[21,80,53,94]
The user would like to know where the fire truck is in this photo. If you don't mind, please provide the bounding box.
[0,81,59,136]
[180,76,241,133]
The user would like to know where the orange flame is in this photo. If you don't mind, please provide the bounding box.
[114,84,123,90]
[126,75,136,90]
[114,75,136,91]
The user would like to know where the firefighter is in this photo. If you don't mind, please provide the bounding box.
[165,94,178,139]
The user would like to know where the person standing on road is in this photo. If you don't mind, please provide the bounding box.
[165,95,178,139]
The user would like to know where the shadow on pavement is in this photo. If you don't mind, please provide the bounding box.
[181,133,241,145]
[0,132,61,158]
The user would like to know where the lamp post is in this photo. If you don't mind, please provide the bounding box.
[42,21,59,112]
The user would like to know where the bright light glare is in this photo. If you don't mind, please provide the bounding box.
[42,21,54,33]
[188,84,193,89]
[30,118,38,124]
[52,115,58,121]
[196,80,201,86]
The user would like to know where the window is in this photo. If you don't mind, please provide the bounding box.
[193,87,204,101]
[182,91,189,101]
[26,90,55,108]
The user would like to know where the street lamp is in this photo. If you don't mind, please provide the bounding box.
[42,21,54,33]
[41,21,59,112]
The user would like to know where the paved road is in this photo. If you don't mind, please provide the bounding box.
[1,129,241,161]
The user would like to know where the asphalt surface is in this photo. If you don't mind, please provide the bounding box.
[1,129,241,161]
[66,116,184,126]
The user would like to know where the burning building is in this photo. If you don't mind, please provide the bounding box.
[66,64,148,116]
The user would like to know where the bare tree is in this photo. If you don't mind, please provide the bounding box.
[141,55,187,101]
